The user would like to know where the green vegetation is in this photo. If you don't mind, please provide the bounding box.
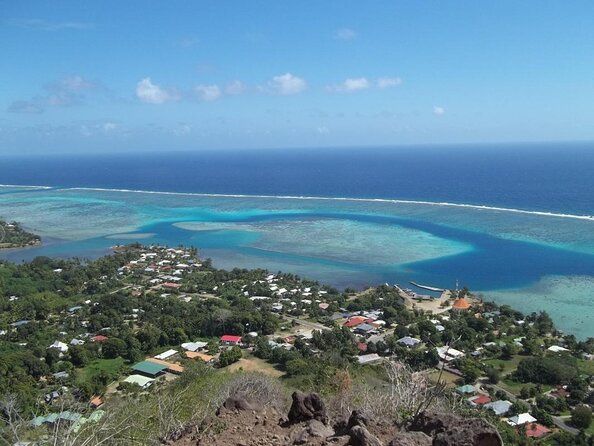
[0,219,40,249]
[0,243,593,445]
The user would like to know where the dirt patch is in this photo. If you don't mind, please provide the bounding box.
[226,357,285,378]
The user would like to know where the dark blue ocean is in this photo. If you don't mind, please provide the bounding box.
[2,142,594,337]
[2,142,594,215]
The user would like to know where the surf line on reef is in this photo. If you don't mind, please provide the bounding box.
[12,185,594,222]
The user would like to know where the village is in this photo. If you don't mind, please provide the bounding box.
[1,244,593,444]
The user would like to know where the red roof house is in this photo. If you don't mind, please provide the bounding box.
[91,335,108,342]
[524,423,551,438]
[344,316,368,328]
[357,343,368,353]
[470,394,492,406]
[220,335,242,346]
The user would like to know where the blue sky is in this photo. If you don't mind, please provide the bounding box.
[2,1,594,153]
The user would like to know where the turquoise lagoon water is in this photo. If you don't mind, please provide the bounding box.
[1,185,594,338]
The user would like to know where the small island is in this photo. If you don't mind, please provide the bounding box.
[0,219,41,249]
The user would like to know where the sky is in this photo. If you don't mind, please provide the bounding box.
[2,1,594,154]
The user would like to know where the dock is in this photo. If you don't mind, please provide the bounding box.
[410,281,445,293]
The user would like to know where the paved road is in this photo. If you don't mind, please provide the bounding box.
[551,416,580,436]
[281,315,330,331]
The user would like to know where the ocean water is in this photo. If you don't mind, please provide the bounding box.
[1,143,594,338]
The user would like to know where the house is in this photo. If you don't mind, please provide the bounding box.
[469,394,491,406]
[524,423,551,438]
[90,395,104,409]
[484,400,513,416]
[52,371,70,380]
[343,316,368,328]
[547,345,570,353]
[124,374,155,389]
[318,303,330,310]
[146,358,184,374]
[132,361,167,378]
[154,349,178,360]
[397,336,421,348]
[356,353,382,364]
[44,390,61,404]
[70,338,85,346]
[354,323,376,335]
[357,342,368,353]
[456,384,476,395]
[181,341,208,352]
[451,298,471,311]
[91,335,108,342]
[48,341,69,353]
[437,346,465,362]
[507,413,537,426]
[220,335,242,346]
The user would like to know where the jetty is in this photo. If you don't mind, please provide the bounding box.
[410,281,445,293]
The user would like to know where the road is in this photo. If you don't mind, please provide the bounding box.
[281,315,330,331]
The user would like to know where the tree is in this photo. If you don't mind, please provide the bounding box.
[102,337,127,359]
[486,367,500,384]
[571,405,593,429]
[218,347,242,367]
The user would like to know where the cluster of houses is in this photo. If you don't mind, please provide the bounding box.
[456,384,552,439]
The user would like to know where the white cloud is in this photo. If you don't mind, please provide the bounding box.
[135,78,176,104]
[377,77,402,88]
[433,106,445,116]
[10,19,94,31]
[60,75,95,91]
[334,28,357,41]
[194,84,221,101]
[225,80,245,95]
[317,126,329,134]
[269,73,307,95]
[331,77,370,92]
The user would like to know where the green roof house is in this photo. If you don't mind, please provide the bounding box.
[132,361,167,377]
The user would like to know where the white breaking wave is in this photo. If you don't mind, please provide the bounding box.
[0,184,52,189]
[58,187,594,222]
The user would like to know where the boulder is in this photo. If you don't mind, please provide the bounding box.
[409,412,502,446]
[291,419,335,444]
[349,425,383,446]
[287,391,328,425]
[347,409,370,429]
[216,395,257,416]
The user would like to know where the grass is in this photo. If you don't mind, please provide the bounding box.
[79,358,126,382]
[498,378,552,396]
[577,358,594,375]
[484,354,530,375]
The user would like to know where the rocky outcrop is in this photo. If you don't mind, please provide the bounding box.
[170,396,503,446]
[408,411,503,446]
[388,432,432,446]
[287,391,328,425]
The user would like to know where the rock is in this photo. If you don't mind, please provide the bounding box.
[388,432,432,446]
[291,419,335,444]
[349,425,383,446]
[348,410,370,429]
[216,396,257,416]
[409,412,502,446]
[287,391,328,425]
